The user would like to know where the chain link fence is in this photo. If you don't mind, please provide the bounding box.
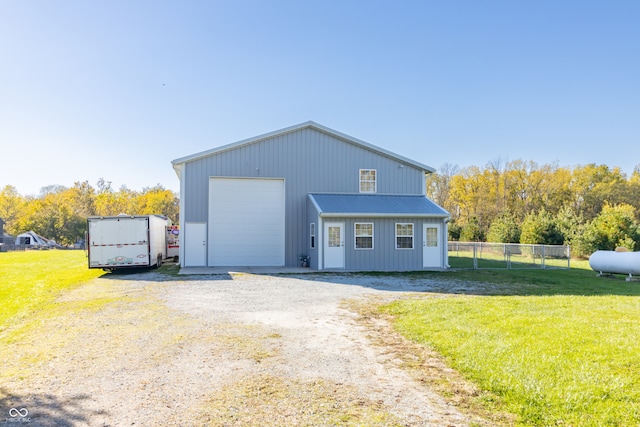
[448,242,571,270]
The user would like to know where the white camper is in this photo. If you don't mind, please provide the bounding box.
[87,215,169,271]
[14,230,55,248]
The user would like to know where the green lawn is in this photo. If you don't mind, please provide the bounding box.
[0,250,103,333]
[381,261,640,426]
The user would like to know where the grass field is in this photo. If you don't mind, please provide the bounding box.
[0,250,103,334]
[381,260,640,426]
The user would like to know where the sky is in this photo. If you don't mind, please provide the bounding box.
[1,0,638,196]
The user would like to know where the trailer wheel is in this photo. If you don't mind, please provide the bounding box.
[155,254,162,268]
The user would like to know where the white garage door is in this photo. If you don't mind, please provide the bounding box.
[208,177,285,266]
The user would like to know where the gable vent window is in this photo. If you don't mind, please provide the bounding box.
[359,169,377,193]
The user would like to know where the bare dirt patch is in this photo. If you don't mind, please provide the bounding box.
[1,271,491,426]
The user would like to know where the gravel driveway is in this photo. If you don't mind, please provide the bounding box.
[1,270,479,426]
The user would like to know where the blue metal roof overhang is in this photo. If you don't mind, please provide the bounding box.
[308,193,449,218]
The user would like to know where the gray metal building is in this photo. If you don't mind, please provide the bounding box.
[171,121,449,270]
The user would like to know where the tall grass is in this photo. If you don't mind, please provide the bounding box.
[381,262,640,426]
[0,250,103,332]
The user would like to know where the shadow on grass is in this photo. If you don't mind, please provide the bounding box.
[0,388,107,427]
[272,267,640,297]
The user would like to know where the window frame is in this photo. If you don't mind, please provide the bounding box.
[310,223,316,249]
[425,226,438,247]
[354,222,374,250]
[359,169,377,193]
[395,223,414,250]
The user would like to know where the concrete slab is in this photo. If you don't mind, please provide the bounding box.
[178,266,318,275]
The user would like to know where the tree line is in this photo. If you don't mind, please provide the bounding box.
[0,179,179,246]
[427,160,640,258]
[2,161,638,257]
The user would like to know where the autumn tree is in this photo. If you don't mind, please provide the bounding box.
[94,181,139,216]
[570,164,629,221]
[579,203,640,253]
[426,163,459,218]
[433,159,639,256]
[137,184,180,222]
[13,190,85,246]
[3,179,179,246]
[0,185,26,235]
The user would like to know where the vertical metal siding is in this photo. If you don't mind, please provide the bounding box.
[183,128,429,267]
[339,217,444,271]
[343,217,418,271]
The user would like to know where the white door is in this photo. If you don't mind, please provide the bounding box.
[423,223,442,268]
[209,178,285,266]
[184,222,207,267]
[324,222,344,269]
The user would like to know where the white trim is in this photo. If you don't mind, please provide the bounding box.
[310,223,316,249]
[319,212,448,218]
[184,222,207,267]
[318,217,324,270]
[324,222,345,269]
[178,165,186,267]
[359,169,377,193]
[423,223,444,268]
[208,177,285,266]
[354,222,374,250]
[395,222,414,250]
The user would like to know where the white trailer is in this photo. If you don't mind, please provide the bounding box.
[87,215,169,271]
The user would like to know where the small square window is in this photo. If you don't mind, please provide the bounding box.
[396,223,414,249]
[355,223,373,249]
[359,169,376,193]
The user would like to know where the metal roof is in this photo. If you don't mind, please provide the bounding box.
[308,193,449,218]
[171,121,436,174]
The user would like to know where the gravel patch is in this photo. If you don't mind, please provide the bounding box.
[1,271,482,426]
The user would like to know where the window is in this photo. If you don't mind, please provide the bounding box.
[359,169,376,193]
[426,226,438,247]
[328,226,341,247]
[396,223,414,249]
[310,223,316,249]
[355,223,373,249]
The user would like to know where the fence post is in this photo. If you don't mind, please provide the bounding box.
[473,243,478,270]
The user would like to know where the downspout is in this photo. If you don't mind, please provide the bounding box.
[172,162,186,268]
[318,217,324,270]
[444,217,450,269]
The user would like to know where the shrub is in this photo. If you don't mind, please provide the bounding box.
[520,210,564,245]
[578,203,640,253]
[460,217,485,242]
[487,212,520,243]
